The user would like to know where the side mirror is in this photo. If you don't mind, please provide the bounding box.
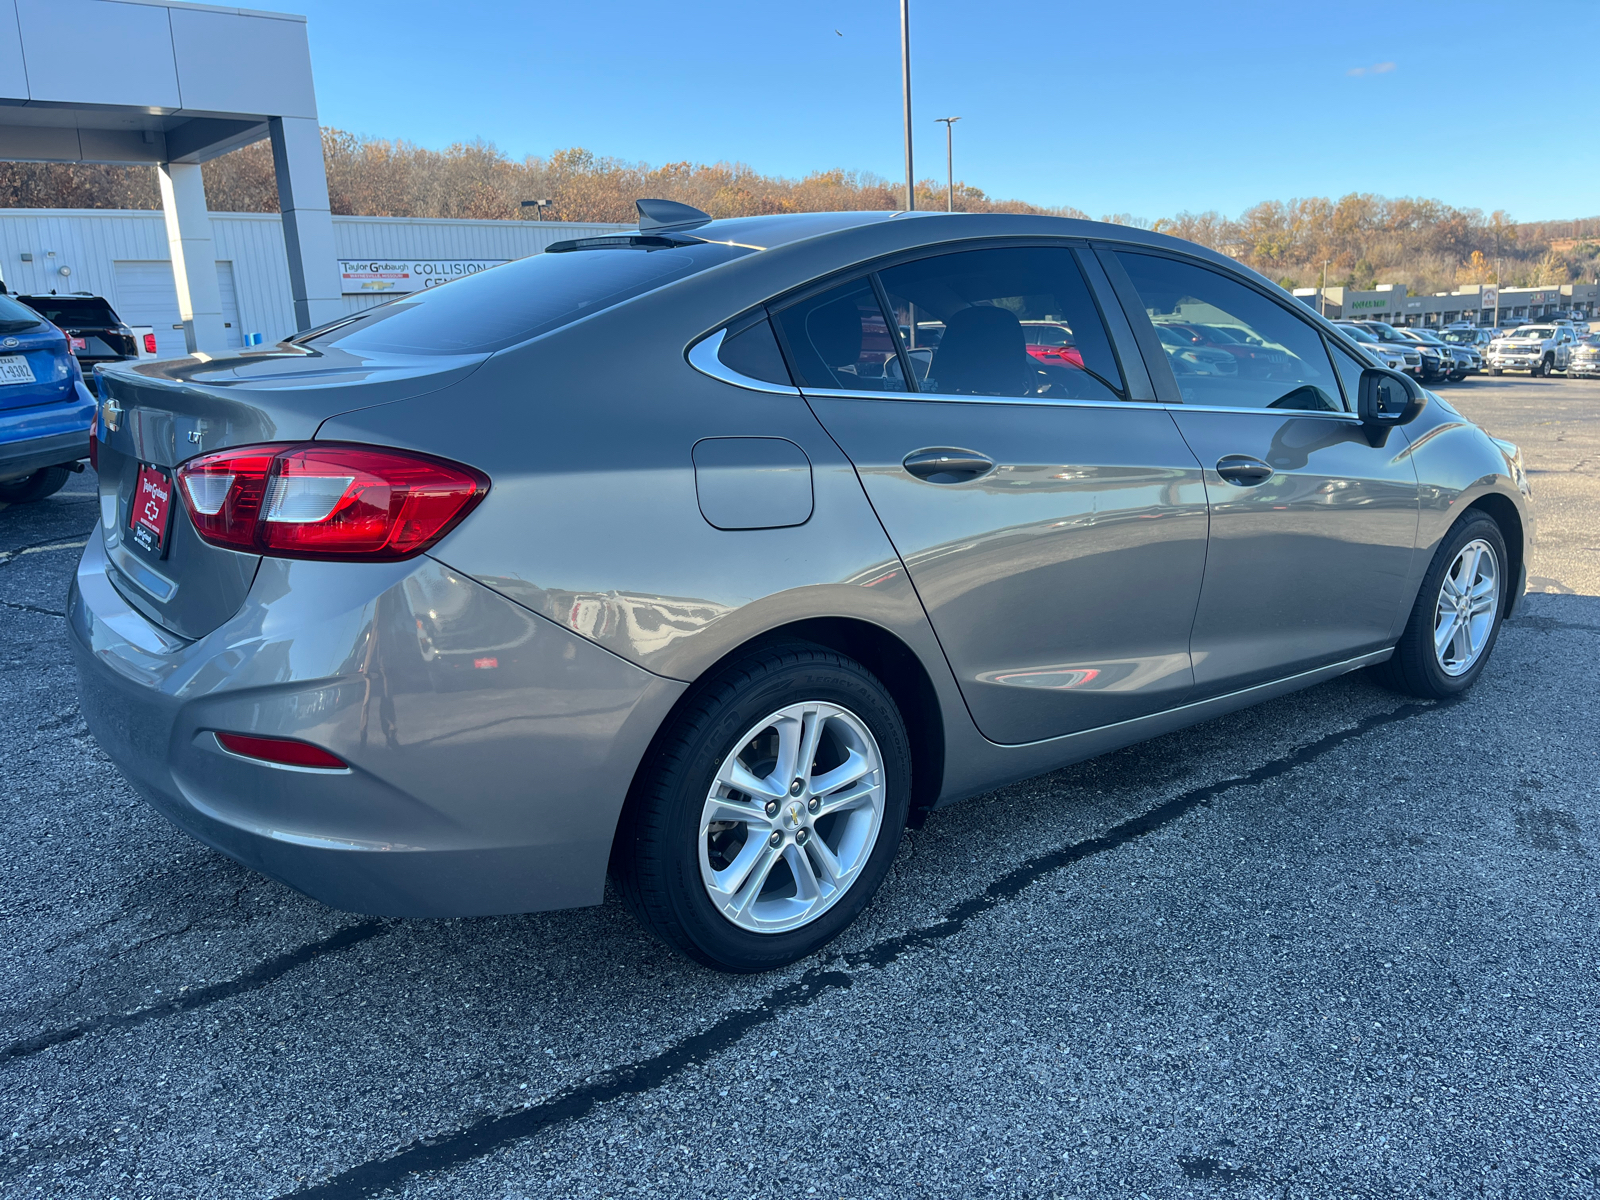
[1357,368,1424,444]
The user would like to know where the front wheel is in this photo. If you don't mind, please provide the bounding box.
[1373,512,1508,699]
[1532,358,1547,377]
[613,643,911,973]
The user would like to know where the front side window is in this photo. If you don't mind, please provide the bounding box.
[877,246,1124,401]
[1115,251,1343,411]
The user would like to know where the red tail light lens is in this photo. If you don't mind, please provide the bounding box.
[174,442,488,560]
[143,333,158,355]
[215,732,347,770]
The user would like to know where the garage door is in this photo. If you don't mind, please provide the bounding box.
[112,261,243,359]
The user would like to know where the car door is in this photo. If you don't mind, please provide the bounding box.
[774,243,1210,745]
[1101,247,1421,697]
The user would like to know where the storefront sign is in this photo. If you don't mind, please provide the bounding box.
[338,259,510,295]
[1480,287,1497,309]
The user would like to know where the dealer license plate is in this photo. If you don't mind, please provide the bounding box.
[129,465,174,554]
[0,354,36,385]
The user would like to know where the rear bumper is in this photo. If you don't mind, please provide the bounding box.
[0,383,94,480]
[69,534,686,917]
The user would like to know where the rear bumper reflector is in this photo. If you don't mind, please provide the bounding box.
[214,732,348,770]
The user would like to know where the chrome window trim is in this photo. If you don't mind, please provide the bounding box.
[797,384,1362,421]
[686,327,802,396]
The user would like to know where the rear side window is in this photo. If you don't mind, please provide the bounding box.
[0,294,49,334]
[301,242,755,356]
[717,316,792,385]
[1116,251,1342,411]
[771,280,909,392]
[878,246,1125,401]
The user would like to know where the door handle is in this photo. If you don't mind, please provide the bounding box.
[1215,455,1273,486]
[903,448,995,482]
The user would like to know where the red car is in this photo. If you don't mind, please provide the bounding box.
[1021,321,1086,369]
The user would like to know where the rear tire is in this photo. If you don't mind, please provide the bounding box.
[613,642,912,973]
[1372,512,1508,699]
[0,465,72,503]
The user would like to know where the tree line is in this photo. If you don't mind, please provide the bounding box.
[3,128,1595,294]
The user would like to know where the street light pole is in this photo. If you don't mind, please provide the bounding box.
[900,0,914,211]
[1320,259,1330,318]
[936,116,961,212]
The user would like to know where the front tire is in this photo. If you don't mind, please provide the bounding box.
[0,465,72,503]
[1373,512,1508,699]
[613,642,911,973]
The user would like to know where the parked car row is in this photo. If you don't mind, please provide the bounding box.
[1328,316,1597,383]
[0,290,150,503]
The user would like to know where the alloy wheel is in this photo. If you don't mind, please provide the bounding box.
[698,702,886,934]
[1433,538,1499,676]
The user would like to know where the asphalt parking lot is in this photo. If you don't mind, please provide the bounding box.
[3,375,1598,1200]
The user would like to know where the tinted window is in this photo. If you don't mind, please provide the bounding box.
[0,294,49,334]
[1116,252,1342,411]
[17,297,118,327]
[717,316,792,385]
[771,280,908,392]
[878,247,1124,401]
[1329,342,1368,411]
[301,243,755,357]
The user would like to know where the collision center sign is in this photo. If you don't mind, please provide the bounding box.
[338,259,509,295]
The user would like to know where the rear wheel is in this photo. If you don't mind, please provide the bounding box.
[613,642,911,973]
[1373,512,1508,699]
[0,465,72,503]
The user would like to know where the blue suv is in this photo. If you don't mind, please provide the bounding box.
[0,293,93,503]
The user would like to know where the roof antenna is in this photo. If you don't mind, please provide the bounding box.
[635,198,712,233]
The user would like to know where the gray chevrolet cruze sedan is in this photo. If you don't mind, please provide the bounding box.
[74,203,1532,972]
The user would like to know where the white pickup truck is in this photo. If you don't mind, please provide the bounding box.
[1487,324,1577,376]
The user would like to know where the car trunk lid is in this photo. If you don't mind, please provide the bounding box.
[94,344,487,640]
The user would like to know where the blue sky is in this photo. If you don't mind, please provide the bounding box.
[289,0,1599,222]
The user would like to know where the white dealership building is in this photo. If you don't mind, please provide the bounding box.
[0,209,622,359]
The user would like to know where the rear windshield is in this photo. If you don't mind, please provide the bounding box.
[17,296,118,327]
[298,242,756,356]
[0,293,49,335]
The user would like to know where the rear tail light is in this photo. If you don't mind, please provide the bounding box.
[175,442,489,560]
[215,732,347,769]
[143,333,158,355]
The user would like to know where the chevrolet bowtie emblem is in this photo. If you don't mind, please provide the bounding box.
[102,397,123,432]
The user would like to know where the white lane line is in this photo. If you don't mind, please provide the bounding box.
[0,539,88,565]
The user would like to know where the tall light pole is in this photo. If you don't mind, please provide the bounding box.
[936,116,961,212]
[1320,259,1330,318]
[900,0,914,211]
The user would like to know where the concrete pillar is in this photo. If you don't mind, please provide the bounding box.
[269,116,342,332]
[157,162,228,355]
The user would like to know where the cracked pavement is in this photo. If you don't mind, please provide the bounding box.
[2,376,1598,1199]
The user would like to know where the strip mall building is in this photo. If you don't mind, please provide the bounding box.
[1293,282,1597,327]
